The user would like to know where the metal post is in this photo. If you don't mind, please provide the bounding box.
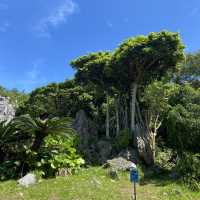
[131,182,137,200]
[134,182,136,200]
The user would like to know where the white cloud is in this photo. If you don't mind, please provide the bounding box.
[34,0,78,38]
[0,21,10,32]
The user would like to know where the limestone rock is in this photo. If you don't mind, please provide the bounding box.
[73,110,98,163]
[105,157,136,171]
[73,110,97,148]
[17,173,36,187]
[0,96,15,122]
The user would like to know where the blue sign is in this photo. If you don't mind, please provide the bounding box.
[130,169,139,183]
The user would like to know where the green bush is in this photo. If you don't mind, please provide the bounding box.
[35,135,85,177]
[155,147,174,171]
[0,160,20,180]
[175,153,200,191]
[114,129,132,151]
[0,135,84,179]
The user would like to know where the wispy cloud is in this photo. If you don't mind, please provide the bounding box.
[0,21,10,32]
[34,0,78,38]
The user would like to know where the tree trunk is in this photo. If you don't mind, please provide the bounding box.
[151,131,156,163]
[130,82,138,145]
[106,94,110,139]
[0,148,5,162]
[137,113,161,165]
[31,133,45,152]
[124,103,128,130]
[115,98,120,136]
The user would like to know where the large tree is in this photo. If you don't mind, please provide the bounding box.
[71,52,113,138]
[17,80,94,119]
[112,31,184,164]
[177,51,200,88]
[167,84,200,154]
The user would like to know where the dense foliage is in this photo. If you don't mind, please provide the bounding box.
[0,115,84,180]
[17,81,95,118]
[0,31,199,189]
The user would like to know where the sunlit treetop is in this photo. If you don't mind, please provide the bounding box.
[112,31,185,85]
[71,51,113,89]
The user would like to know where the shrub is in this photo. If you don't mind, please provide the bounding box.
[175,153,200,191]
[0,160,20,180]
[114,129,132,151]
[155,147,174,171]
[35,135,85,177]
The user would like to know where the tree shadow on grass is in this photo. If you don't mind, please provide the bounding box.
[139,165,179,187]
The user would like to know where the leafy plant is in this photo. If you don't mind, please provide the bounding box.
[114,129,132,151]
[13,115,75,151]
[175,153,200,191]
[0,115,83,179]
[0,160,21,180]
[33,135,84,176]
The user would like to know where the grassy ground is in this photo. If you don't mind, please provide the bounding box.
[0,167,199,200]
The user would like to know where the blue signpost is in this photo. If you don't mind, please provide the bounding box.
[130,166,139,200]
[130,169,139,183]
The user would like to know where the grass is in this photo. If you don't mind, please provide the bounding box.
[0,167,200,200]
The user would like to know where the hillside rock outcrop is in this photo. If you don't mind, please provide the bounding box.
[0,96,15,122]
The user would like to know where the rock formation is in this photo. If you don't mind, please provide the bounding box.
[0,96,15,122]
[73,110,98,164]
[105,157,136,171]
[73,110,98,150]
[17,173,37,187]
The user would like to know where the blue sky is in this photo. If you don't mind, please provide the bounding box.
[0,0,200,92]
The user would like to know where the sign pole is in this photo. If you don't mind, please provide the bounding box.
[129,163,138,200]
[131,182,137,200]
[134,182,136,200]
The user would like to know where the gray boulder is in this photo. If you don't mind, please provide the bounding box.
[17,173,36,187]
[0,96,15,122]
[105,157,136,171]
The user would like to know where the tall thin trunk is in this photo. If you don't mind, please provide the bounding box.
[0,148,4,162]
[152,131,156,163]
[124,103,128,130]
[31,133,45,151]
[130,82,138,134]
[106,94,110,139]
[115,98,120,136]
[136,100,144,129]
